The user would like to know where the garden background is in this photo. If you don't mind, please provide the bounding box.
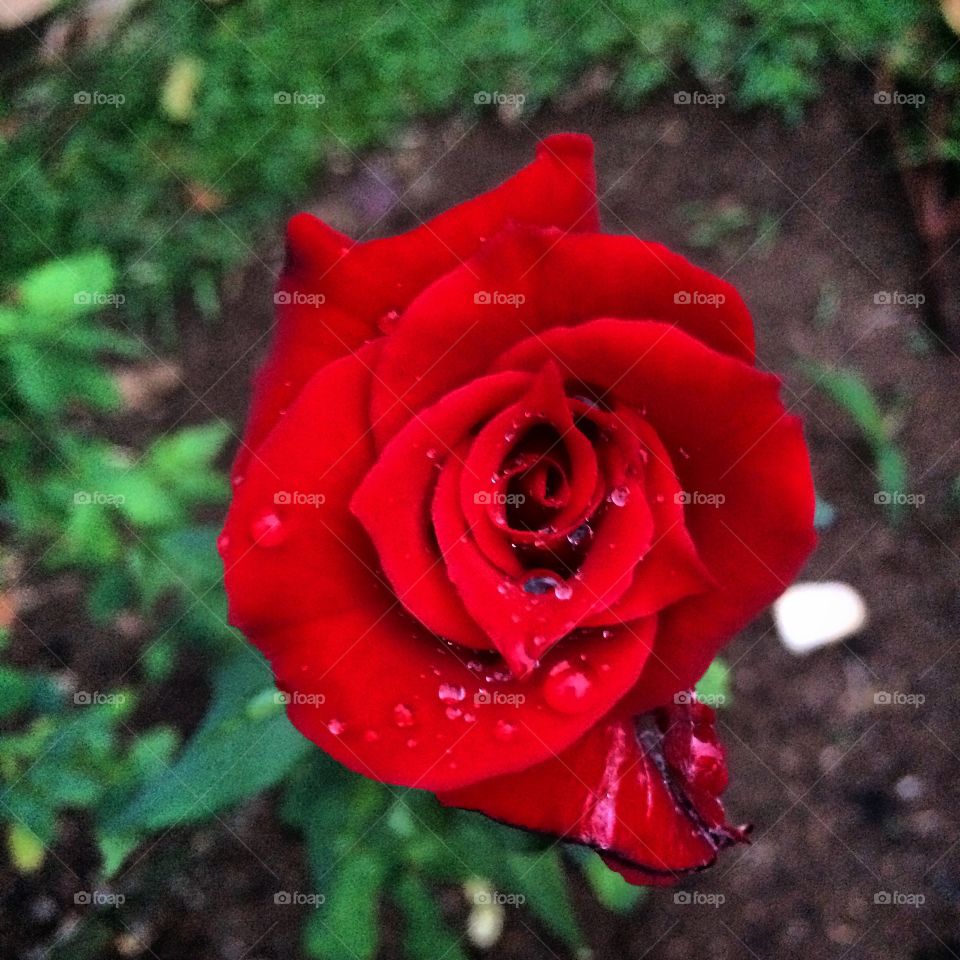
[1,1,959,957]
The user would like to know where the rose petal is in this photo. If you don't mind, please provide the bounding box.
[235,134,599,472]
[370,224,755,445]
[264,609,656,790]
[492,318,816,699]
[220,344,383,634]
[439,698,748,882]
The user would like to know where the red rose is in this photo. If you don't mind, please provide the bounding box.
[220,134,815,884]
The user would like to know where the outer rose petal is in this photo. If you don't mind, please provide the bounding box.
[235,134,599,472]
[262,611,657,791]
[440,699,748,882]
[492,319,816,699]
[220,344,383,634]
[370,225,755,445]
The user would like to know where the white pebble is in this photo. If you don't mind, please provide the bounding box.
[773,581,867,655]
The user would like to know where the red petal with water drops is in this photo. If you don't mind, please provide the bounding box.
[493,318,816,698]
[351,371,533,652]
[263,609,656,791]
[439,698,748,882]
[221,344,383,635]
[369,223,755,447]
[235,134,599,473]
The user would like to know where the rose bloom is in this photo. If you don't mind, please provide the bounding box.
[220,134,815,885]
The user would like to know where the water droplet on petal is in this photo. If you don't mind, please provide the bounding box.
[678,446,691,460]
[363,729,380,742]
[438,683,466,704]
[231,473,244,488]
[523,575,559,595]
[216,534,230,555]
[553,582,573,601]
[566,523,593,547]
[405,738,417,748]
[326,719,345,736]
[393,703,415,727]
[497,581,511,596]
[378,308,401,333]
[493,719,517,742]
[609,487,630,507]
[425,447,440,461]
[445,706,462,720]
[250,511,288,547]
[543,661,596,714]
[463,712,477,723]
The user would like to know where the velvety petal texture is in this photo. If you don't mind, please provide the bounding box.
[221,133,816,886]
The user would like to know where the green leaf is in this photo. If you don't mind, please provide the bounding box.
[505,849,585,952]
[15,252,115,318]
[696,658,731,708]
[581,850,645,913]
[110,651,310,832]
[304,851,387,960]
[8,821,45,873]
[396,874,467,960]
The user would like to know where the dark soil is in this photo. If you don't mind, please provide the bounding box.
[11,70,960,958]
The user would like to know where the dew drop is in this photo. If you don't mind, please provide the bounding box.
[393,703,415,727]
[405,738,417,748]
[378,308,401,333]
[543,661,596,714]
[463,712,477,723]
[216,533,230,555]
[553,581,574,601]
[250,511,288,547]
[523,575,559,595]
[493,719,518,742]
[609,487,630,507]
[231,473,245,488]
[678,446,691,460]
[425,447,441,461]
[566,523,593,547]
[655,493,665,503]
[445,706,463,720]
[326,719,345,736]
[497,581,511,596]
[363,729,380,742]
[438,683,466,704]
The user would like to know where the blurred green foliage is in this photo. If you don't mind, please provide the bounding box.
[1,0,953,334]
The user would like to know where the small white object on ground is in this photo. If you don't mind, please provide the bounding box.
[773,581,867,654]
